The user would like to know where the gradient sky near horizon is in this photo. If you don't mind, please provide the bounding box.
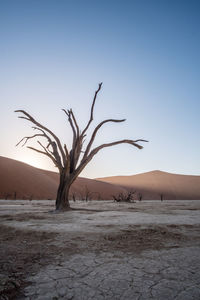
[0,0,200,178]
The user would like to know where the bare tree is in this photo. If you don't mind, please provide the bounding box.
[138,193,143,201]
[5,193,11,200]
[15,83,148,211]
[80,186,93,202]
[71,192,76,202]
[79,186,101,202]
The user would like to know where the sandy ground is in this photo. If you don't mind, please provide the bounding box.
[0,200,200,299]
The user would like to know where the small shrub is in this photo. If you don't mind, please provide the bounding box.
[113,191,135,203]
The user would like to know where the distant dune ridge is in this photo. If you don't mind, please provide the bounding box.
[0,156,126,200]
[97,171,200,200]
[0,156,200,200]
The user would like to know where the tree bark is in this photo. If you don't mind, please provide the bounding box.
[55,172,72,211]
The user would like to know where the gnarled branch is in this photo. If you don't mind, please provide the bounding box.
[90,139,148,155]
[62,109,77,145]
[70,110,80,137]
[62,108,83,173]
[16,125,63,169]
[76,139,148,177]
[83,118,126,159]
[15,110,66,166]
[16,134,44,147]
[33,127,62,167]
[27,145,60,170]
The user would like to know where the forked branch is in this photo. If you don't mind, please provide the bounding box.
[62,109,76,139]
[76,138,148,177]
[89,139,148,156]
[15,110,66,166]
[83,118,126,159]
[27,145,60,170]
[16,134,44,147]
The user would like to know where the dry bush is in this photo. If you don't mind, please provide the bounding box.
[113,191,135,203]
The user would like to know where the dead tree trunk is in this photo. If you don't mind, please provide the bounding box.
[55,172,76,210]
[15,83,148,211]
[56,174,69,210]
[56,183,70,210]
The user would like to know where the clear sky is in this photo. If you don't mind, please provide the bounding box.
[0,0,200,178]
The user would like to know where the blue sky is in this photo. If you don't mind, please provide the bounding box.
[0,0,200,178]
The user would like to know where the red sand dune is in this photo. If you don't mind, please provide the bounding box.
[97,170,200,200]
[1,156,200,200]
[0,156,126,200]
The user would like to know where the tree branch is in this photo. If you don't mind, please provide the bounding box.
[62,109,77,149]
[64,144,69,159]
[16,125,63,169]
[70,110,80,137]
[91,139,148,154]
[15,110,66,166]
[26,145,59,169]
[27,146,47,155]
[38,141,62,171]
[82,82,102,136]
[33,127,63,166]
[76,139,148,178]
[16,134,43,147]
[62,109,76,135]
[83,118,126,159]
[62,108,82,173]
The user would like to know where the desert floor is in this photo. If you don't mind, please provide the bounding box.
[0,200,200,300]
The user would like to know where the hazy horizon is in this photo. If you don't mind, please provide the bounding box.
[1,0,200,178]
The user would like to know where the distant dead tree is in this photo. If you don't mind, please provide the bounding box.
[113,191,135,203]
[71,192,76,202]
[5,193,11,200]
[15,83,148,211]
[84,186,92,202]
[138,193,143,201]
[80,186,93,202]
[160,194,164,201]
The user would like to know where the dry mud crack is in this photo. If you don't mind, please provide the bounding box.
[0,200,200,300]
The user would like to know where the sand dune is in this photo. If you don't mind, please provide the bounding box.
[97,170,200,200]
[1,156,199,200]
[0,156,126,200]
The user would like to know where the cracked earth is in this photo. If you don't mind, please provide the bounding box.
[0,200,200,299]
